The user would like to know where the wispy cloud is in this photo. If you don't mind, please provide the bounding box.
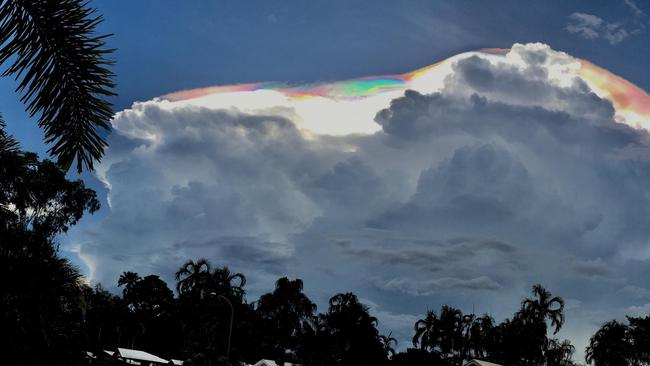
[566,1,646,44]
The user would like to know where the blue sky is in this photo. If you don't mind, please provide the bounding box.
[5,0,650,359]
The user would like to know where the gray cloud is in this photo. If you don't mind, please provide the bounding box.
[571,258,610,278]
[382,276,501,296]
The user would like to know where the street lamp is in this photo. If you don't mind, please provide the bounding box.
[210,292,234,363]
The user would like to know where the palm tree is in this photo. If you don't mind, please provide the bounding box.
[413,309,438,351]
[256,277,317,365]
[545,338,575,366]
[437,305,463,362]
[466,314,494,360]
[0,0,115,171]
[586,320,636,366]
[521,284,565,334]
[211,265,246,299]
[117,271,141,298]
[379,332,398,357]
[175,258,212,295]
[0,118,18,154]
[321,293,386,365]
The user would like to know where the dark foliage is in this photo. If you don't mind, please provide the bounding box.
[0,142,99,366]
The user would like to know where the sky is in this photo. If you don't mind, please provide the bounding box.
[4,0,650,360]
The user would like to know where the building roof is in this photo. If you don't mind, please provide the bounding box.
[169,360,184,365]
[463,360,503,366]
[253,360,299,366]
[116,348,169,364]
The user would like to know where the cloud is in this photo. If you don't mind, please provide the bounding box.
[570,258,610,278]
[625,0,646,18]
[566,2,646,45]
[566,13,604,40]
[382,276,501,296]
[621,285,650,299]
[67,43,650,355]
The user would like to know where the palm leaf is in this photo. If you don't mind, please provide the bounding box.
[0,0,115,172]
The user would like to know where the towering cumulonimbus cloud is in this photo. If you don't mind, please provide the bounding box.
[70,43,650,357]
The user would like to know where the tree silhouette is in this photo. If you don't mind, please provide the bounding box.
[521,284,565,335]
[210,265,246,300]
[0,143,99,365]
[175,258,212,295]
[545,338,576,366]
[256,277,316,365]
[586,320,636,366]
[0,0,115,171]
[380,333,398,358]
[413,309,439,352]
[321,293,387,366]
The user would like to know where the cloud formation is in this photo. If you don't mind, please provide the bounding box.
[566,1,646,44]
[68,43,650,355]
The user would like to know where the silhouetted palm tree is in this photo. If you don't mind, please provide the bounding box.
[437,305,463,362]
[321,293,386,366]
[466,314,494,359]
[0,0,115,171]
[521,284,565,334]
[211,265,246,299]
[175,258,212,295]
[413,309,438,351]
[379,332,398,357]
[117,271,141,297]
[256,277,317,365]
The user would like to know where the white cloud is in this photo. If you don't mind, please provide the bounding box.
[67,43,650,357]
[566,13,604,40]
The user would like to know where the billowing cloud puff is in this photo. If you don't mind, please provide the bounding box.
[68,43,650,356]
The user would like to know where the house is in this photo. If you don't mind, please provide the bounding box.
[169,360,184,365]
[113,348,170,366]
[463,359,504,366]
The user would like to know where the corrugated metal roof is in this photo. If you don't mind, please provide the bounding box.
[116,348,169,364]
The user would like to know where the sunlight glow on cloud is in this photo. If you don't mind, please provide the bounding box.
[156,43,650,136]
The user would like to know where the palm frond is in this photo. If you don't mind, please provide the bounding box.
[0,0,116,172]
[0,116,19,154]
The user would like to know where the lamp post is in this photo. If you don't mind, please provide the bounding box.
[210,292,234,363]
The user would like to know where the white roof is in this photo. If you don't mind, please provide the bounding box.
[116,348,169,364]
[253,360,299,366]
[170,360,184,365]
[104,350,115,356]
[463,360,503,366]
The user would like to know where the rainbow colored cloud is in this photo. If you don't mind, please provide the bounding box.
[161,46,650,133]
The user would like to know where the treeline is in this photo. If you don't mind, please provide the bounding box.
[3,143,650,366]
[83,263,580,366]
